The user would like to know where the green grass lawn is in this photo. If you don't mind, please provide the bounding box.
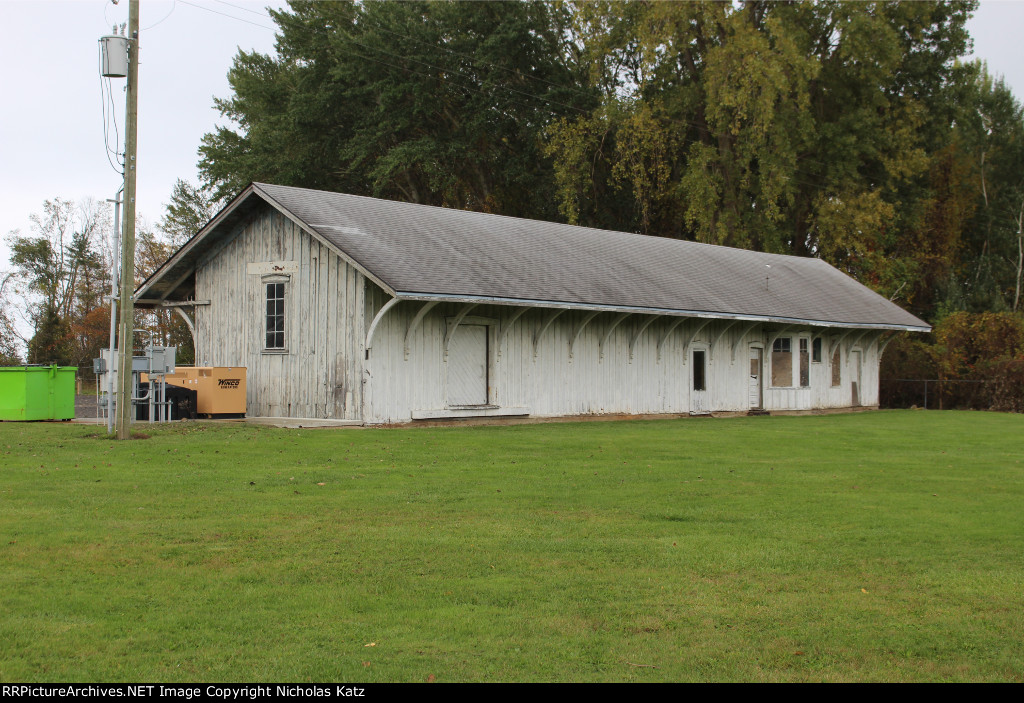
[1,411,1022,682]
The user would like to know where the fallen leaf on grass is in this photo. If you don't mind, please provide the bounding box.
[426,674,436,683]
[861,588,869,593]
[362,662,371,667]
[317,482,326,486]
[364,642,377,647]
[625,661,658,669]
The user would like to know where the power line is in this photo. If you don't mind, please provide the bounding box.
[177,0,275,30]
[212,0,275,18]
[141,0,177,31]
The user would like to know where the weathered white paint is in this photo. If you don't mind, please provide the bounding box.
[193,208,887,423]
[194,207,365,420]
[245,261,300,276]
[362,290,884,424]
[447,324,488,406]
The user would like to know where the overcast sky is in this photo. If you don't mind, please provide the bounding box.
[1,0,1022,271]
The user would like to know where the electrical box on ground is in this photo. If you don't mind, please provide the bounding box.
[153,367,247,416]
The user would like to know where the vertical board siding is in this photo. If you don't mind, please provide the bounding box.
[194,213,882,423]
[194,207,365,420]
[363,294,883,424]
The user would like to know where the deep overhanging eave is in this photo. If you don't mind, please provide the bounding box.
[391,291,932,333]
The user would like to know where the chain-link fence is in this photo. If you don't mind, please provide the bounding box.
[882,378,988,410]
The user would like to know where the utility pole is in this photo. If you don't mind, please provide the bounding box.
[115,0,140,440]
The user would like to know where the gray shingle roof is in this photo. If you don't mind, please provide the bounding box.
[136,182,929,331]
[254,183,928,331]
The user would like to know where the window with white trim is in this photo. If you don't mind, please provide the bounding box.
[265,281,286,350]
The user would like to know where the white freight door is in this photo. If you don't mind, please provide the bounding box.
[448,324,488,406]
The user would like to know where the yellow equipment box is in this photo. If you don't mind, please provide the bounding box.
[145,367,246,416]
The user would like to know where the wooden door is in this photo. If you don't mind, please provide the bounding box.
[748,347,763,409]
[851,349,862,406]
[448,324,489,406]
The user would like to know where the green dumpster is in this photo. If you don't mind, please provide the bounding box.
[0,365,76,421]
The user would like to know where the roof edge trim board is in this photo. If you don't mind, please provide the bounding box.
[135,183,259,301]
[251,184,397,298]
[393,292,932,333]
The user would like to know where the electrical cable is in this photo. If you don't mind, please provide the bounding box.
[212,0,273,18]
[98,42,124,175]
[177,0,275,30]
[142,0,177,32]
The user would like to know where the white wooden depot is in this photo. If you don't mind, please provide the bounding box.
[138,186,925,425]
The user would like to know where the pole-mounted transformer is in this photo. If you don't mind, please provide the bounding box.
[98,34,128,78]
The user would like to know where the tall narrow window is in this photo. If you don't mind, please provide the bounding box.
[812,337,822,363]
[771,337,792,387]
[831,346,841,387]
[799,338,810,387]
[692,350,706,391]
[266,282,285,349]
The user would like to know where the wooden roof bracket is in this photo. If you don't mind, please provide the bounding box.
[404,300,439,360]
[829,329,853,357]
[496,306,532,361]
[709,320,742,362]
[877,331,901,359]
[599,313,632,362]
[170,306,196,349]
[444,303,479,360]
[729,321,762,363]
[568,310,601,362]
[847,329,872,354]
[680,319,713,364]
[533,308,566,360]
[656,317,689,363]
[628,315,661,362]
[364,297,401,358]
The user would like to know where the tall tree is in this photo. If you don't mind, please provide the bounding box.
[159,178,217,246]
[941,62,1024,314]
[0,272,25,365]
[6,199,109,365]
[199,0,595,218]
[546,1,976,313]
